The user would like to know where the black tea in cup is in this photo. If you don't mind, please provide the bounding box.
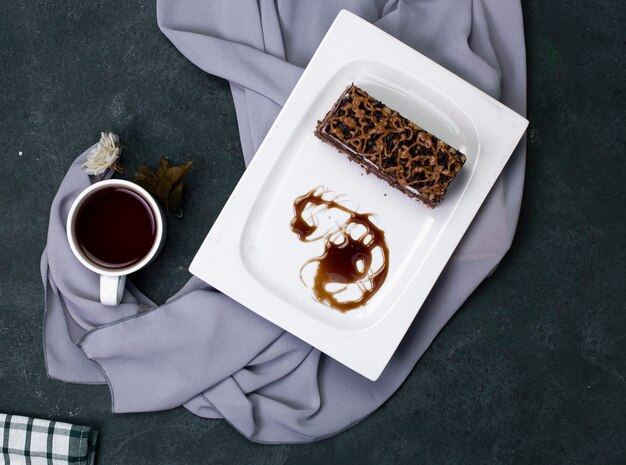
[74,187,157,269]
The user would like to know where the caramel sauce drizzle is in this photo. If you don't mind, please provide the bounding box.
[290,188,389,312]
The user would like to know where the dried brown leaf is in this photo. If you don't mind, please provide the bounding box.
[133,158,192,216]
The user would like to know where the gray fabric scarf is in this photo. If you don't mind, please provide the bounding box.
[42,0,526,443]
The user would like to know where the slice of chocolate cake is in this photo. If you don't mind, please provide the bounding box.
[315,84,467,207]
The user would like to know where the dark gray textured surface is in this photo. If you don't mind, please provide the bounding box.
[1,1,624,464]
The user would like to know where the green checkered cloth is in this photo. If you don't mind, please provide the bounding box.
[0,414,97,465]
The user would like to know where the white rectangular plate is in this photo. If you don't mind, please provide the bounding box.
[190,10,528,380]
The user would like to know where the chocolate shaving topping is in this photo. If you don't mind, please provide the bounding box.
[315,84,467,207]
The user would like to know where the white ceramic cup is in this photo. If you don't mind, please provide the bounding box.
[66,179,166,306]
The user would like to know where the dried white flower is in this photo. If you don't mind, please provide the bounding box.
[82,132,121,176]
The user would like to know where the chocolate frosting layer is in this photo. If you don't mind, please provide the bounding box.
[316,84,467,207]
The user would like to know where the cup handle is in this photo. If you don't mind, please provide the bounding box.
[100,275,126,306]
